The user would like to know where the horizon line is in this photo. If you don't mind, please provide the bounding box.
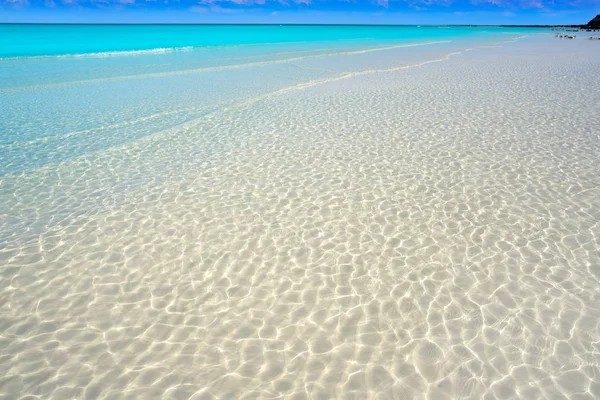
[0,22,570,27]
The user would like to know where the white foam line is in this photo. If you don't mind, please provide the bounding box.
[0,40,450,93]
[223,49,472,112]
[0,38,365,61]
[462,35,527,50]
[219,40,420,62]
[3,39,362,61]
[0,46,197,61]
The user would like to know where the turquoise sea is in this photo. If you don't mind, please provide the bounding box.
[0,24,538,58]
[4,24,600,400]
[1,24,539,176]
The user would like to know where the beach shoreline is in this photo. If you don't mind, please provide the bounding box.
[1,31,599,399]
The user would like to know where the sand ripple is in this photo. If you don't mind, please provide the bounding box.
[1,36,600,399]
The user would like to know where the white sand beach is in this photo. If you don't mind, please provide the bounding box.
[1,33,600,399]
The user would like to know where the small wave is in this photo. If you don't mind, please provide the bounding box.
[0,46,196,61]
[0,40,452,92]
[1,37,434,61]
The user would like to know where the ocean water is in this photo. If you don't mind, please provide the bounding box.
[1,25,600,399]
[0,24,534,58]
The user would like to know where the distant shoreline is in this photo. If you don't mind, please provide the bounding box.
[0,23,567,27]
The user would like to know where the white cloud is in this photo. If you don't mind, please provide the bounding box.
[190,4,241,11]
[200,0,266,5]
[3,0,29,6]
[520,0,544,8]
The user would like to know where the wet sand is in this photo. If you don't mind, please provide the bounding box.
[1,36,600,399]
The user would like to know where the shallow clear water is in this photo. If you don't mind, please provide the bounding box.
[1,25,600,399]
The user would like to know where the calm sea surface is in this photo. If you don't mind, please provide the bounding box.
[0,24,536,57]
[3,24,600,400]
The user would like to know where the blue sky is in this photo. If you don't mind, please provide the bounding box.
[1,0,598,24]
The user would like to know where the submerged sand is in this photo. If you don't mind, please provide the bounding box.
[1,36,600,399]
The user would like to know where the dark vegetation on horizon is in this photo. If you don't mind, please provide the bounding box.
[583,14,600,29]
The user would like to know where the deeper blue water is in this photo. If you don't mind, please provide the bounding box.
[0,24,539,58]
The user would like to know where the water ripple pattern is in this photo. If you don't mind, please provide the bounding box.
[1,28,600,399]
